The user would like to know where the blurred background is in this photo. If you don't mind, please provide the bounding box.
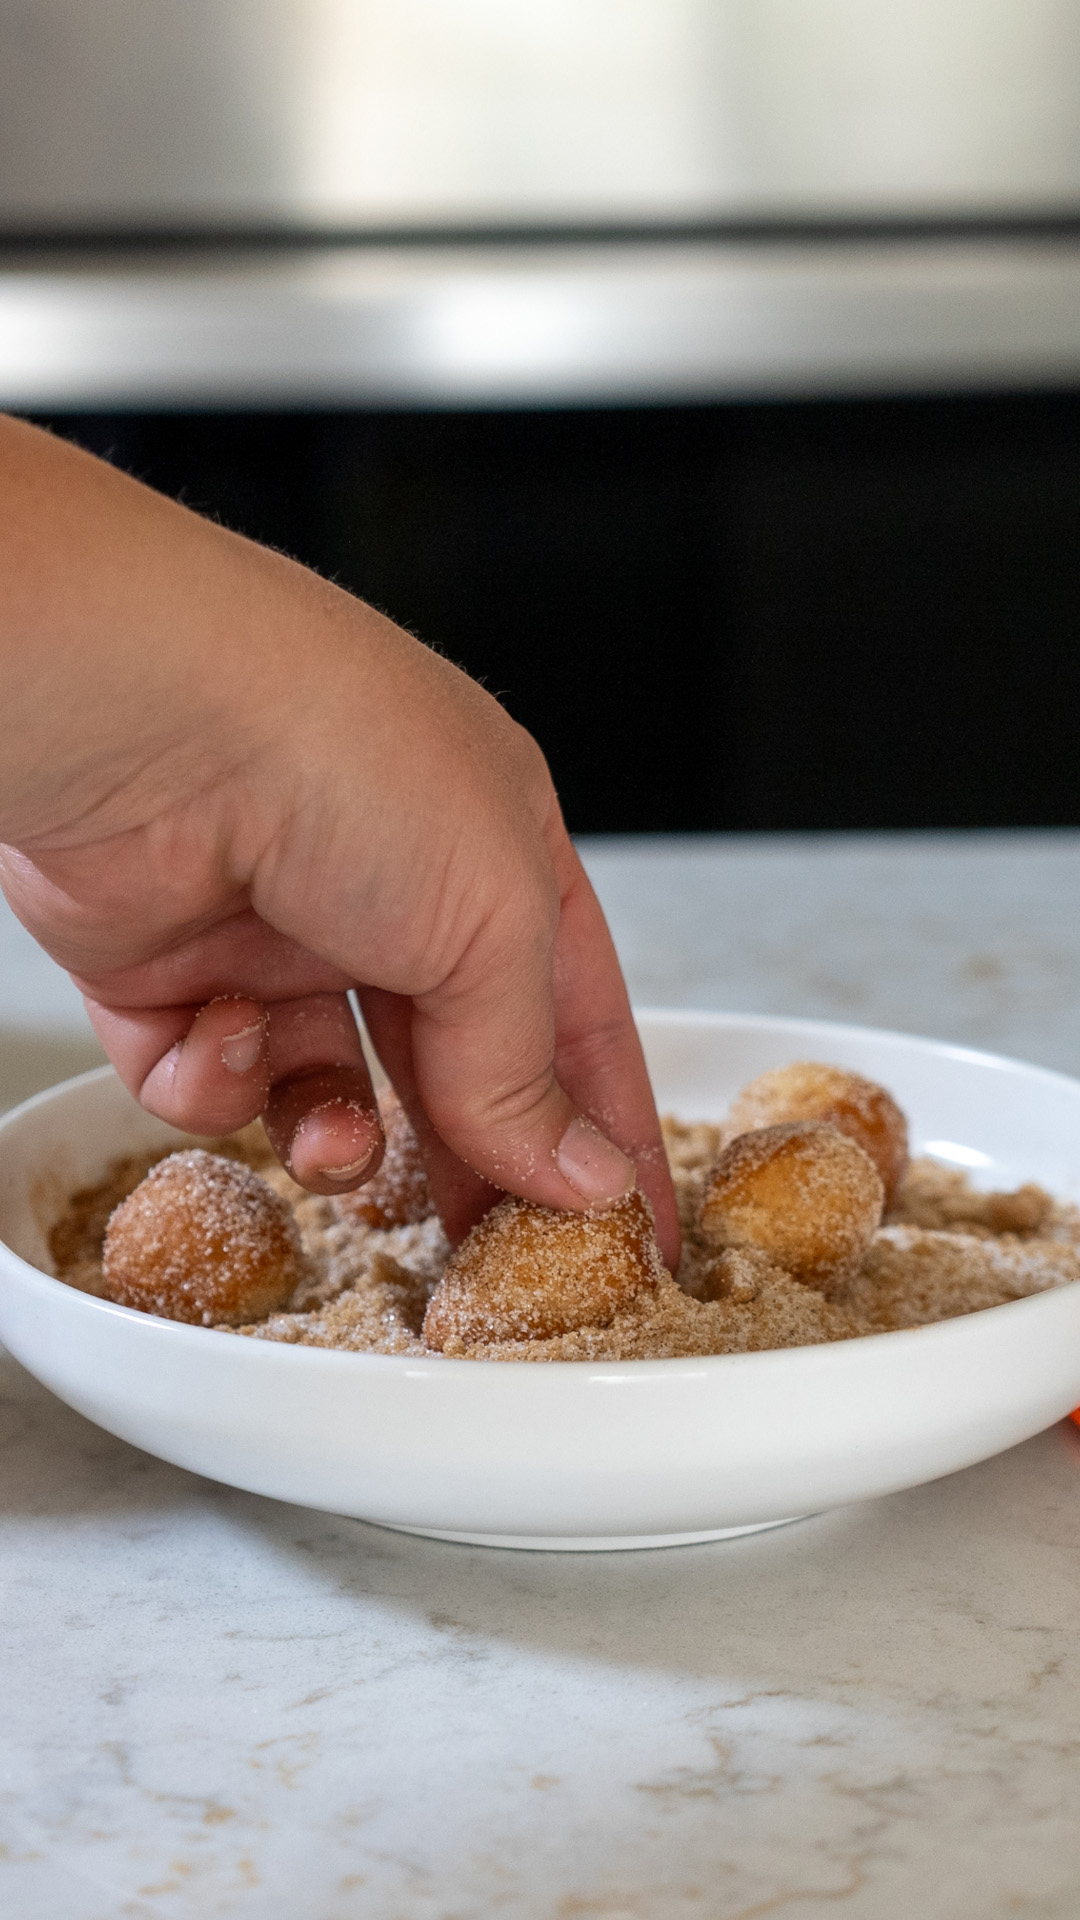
[3,0,1080,834]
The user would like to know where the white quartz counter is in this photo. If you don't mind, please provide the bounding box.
[3,830,1080,1918]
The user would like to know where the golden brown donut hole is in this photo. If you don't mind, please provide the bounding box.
[698,1121,884,1287]
[423,1187,664,1350]
[726,1061,909,1205]
[331,1088,431,1230]
[102,1149,307,1326]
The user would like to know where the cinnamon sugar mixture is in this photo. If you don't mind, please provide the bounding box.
[47,1116,1080,1360]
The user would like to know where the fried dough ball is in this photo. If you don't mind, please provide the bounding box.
[423,1188,664,1351]
[698,1121,884,1287]
[726,1061,908,1205]
[330,1088,431,1230]
[102,1149,307,1326]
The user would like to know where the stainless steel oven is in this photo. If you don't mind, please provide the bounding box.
[5,1,1080,831]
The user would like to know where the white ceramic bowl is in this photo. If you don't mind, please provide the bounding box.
[2,1010,1080,1552]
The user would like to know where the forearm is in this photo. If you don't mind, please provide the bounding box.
[0,413,309,849]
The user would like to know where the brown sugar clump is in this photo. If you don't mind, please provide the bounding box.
[423,1187,664,1351]
[841,1224,1080,1330]
[102,1149,307,1326]
[330,1088,430,1230]
[699,1121,884,1288]
[726,1061,908,1205]
[891,1157,1054,1237]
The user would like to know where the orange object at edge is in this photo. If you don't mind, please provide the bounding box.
[1072,1409,1080,1429]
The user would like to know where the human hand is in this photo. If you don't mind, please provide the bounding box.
[0,418,679,1266]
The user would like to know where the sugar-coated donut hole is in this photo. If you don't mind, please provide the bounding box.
[423,1188,664,1350]
[726,1061,909,1205]
[102,1149,307,1326]
[698,1121,884,1287]
[330,1088,430,1230]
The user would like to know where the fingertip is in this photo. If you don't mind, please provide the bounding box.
[555,1114,636,1207]
[556,1115,681,1271]
[630,1136,680,1274]
[643,1170,682,1275]
[291,1101,384,1192]
[138,997,271,1134]
[263,1066,384,1195]
[137,1039,183,1118]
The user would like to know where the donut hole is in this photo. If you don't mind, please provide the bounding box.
[699,1121,884,1288]
[102,1148,307,1326]
[726,1061,908,1205]
[423,1188,664,1350]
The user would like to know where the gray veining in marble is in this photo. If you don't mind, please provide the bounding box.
[3,830,1080,1916]
[3,1349,1080,1919]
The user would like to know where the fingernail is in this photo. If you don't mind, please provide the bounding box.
[318,1156,373,1182]
[220,1020,265,1075]
[157,1041,182,1088]
[556,1115,636,1207]
[291,1100,380,1181]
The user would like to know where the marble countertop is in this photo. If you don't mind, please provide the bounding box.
[3,829,1080,1918]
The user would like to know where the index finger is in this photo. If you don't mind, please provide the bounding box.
[377,818,679,1271]
[548,841,680,1270]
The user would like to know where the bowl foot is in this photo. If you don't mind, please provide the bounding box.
[378,1516,808,1552]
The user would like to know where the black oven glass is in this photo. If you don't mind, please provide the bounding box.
[29,395,1080,837]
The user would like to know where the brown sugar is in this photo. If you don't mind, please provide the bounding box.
[840,1225,1080,1330]
[45,1063,1080,1361]
[889,1157,1055,1236]
[446,1263,859,1362]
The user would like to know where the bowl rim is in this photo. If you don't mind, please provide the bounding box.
[3,1008,1079,1381]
